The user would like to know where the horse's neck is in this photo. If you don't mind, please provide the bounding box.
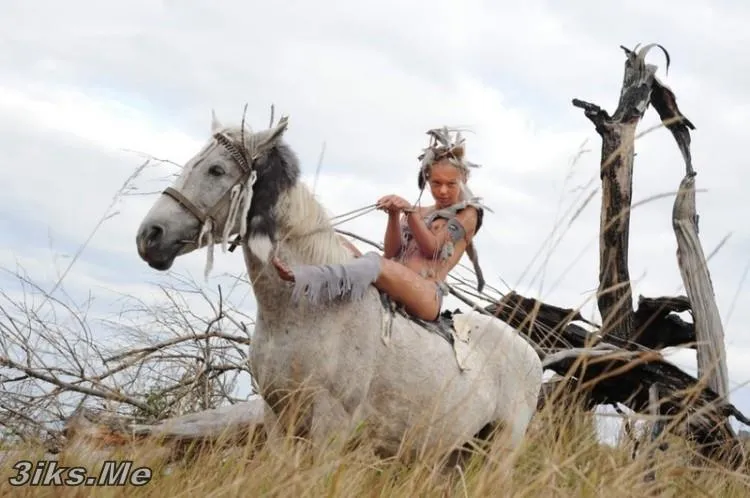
[275,182,351,265]
[243,182,352,319]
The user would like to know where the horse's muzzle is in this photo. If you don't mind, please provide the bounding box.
[136,223,183,270]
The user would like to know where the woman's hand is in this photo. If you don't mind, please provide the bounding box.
[376,195,412,214]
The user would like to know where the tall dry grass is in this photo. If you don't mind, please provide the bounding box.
[0,387,748,497]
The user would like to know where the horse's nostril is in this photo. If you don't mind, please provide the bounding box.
[144,224,164,246]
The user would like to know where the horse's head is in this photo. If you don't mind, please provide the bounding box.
[135,111,299,272]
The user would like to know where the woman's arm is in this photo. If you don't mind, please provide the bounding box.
[405,211,439,257]
[407,206,479,259]
[382,211,403,258]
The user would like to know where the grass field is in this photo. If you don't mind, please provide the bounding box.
[1,393,748,498]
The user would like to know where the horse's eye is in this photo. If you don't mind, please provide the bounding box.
[208,164,225,177]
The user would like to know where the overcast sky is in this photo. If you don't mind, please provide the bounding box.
[2,0,749,424]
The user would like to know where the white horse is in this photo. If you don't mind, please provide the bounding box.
[135,112,543,462]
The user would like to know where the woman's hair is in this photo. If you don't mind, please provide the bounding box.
[416,127,481,201]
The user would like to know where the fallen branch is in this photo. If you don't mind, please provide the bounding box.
[485,290,694,353]
[486,290,749,468]
[63,395,270,454]
[103,331,252,364]
[632,295,695,350]
[0,355,153,415]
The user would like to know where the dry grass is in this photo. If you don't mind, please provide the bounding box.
[0,394,748,497]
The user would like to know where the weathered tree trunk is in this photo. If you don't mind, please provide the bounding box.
[644,56,730,400]
[572,102,636,341]
[484,43,743,466]
[673,176,729,397]
[572,45,667,341]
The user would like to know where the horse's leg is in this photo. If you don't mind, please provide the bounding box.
[259,400,285,448]
[507,404,536,451]
[308,390,356,455]
[483,385,538,485]
[442,421,500,473]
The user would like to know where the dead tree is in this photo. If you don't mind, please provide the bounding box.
[571,44,673,342]
[571,44,730,398]
[422,43,743,469]
[535,42,738,466]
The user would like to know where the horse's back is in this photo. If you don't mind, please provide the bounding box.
[453,310,543,398]
[360,304,542,454]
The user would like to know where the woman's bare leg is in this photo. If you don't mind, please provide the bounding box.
[373,258,441,321]
[271,256,441,321]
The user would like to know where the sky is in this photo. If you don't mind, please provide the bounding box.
[1,0,749,433]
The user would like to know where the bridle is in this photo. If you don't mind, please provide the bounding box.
[160,131,258,252]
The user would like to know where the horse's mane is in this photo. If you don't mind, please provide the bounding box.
[219,123,352,268]
[275,181,352,266]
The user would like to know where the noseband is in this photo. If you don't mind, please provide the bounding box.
[161,131,256,252]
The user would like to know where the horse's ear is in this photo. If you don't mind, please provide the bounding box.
[266,115,289,144]
[253,115,290,158]
[211,109,223,133]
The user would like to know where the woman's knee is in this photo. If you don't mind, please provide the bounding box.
[375,261,441,320]
[373,257,399,286]
[408,290,441,321]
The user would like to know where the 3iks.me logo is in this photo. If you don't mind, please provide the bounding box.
[8,459,153,487]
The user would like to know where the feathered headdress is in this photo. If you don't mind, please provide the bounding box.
[417,126,481,191]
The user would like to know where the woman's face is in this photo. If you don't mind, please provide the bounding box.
[428,160,464,208]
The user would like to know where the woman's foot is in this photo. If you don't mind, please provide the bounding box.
[271,256,295,282]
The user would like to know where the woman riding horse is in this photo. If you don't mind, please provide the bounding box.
[272,127,484,322]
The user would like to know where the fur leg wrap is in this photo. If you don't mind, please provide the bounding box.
[290,251,382,305]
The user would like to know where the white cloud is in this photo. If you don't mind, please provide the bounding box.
[2,0,749,418]
[0,83,196,159]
